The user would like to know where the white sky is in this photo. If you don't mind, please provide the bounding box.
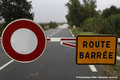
[28,0,120,23]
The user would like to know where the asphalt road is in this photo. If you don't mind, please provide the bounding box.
[0,24,106,80]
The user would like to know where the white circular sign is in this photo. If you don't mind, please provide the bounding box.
[11,28,38,55]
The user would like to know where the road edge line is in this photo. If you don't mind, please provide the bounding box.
[69,29,74,37]
[0,60,14,71]
[89,65,97,72]
[49,29,60,37]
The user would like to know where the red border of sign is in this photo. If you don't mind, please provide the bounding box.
[1,19,47,63]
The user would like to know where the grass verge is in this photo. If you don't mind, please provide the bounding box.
[72,28,96,36]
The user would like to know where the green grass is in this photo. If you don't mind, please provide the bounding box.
[117,49,120,56]
[72,28,96,36]
[117,42,120,56]
[78,32,96,34]
[72,29,80,36]
[113,60,120,71]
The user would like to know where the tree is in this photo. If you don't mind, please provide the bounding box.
[48,21,58,28]
[83,0,97,18]
[0,0,34,25]
[106,14,120,35]
[66,0,97,27]
[66,0,82,27]
[102,5,120,18]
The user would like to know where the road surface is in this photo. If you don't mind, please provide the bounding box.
[0,24,106,80]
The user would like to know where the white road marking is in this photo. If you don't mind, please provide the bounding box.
[89,65,97,72]
[51,38,61,42]
[118,38,120,42]
[47,37,76,42]
[69,29,74,37]
[49,29,60,37]
[117,56,120,60]
[0,60,14,71]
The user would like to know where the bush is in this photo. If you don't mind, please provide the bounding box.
[82,14,120,37]
[48,22,58,28]
[100,14,120,37]
[39,22,58,30]
[82,17,104,33]
[106,14,120,36]
[39,23,48,30]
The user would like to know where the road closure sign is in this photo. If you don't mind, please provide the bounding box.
[76,35,117,65]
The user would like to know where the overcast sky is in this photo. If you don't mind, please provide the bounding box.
[27,0,120,23]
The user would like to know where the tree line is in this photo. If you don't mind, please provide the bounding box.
[0,0,59,29]
[0,0,34,25]
[66,0,120,36]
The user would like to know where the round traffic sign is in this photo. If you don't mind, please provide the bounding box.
[1,19,47,63]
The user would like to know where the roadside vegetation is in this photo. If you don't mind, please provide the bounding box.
[66,0,120,77]
[101,60,120,80]
[0,0,59,35]
[66,0,120,37]
[0,0,34,36]
[0,0,34,26]
[40,22,58,30]
[72,27,96,36]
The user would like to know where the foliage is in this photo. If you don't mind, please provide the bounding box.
[72,28,81,36]
[82,14,120,37]
[40,22,58,30]
[102,5,120,18]
[0,0,34,25]
[99,14,120,36]
[66,0,120,38]
[82,0,97,18]
[113,60,120,71]
[48,22,58,28]
[82,17,104,33]
[66,0,97,27]
[66,0,82,27]
[72,28,96,36]
[39,23,47,30]
[105,14,120,35]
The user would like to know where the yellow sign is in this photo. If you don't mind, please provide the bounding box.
[76,35,117,65]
